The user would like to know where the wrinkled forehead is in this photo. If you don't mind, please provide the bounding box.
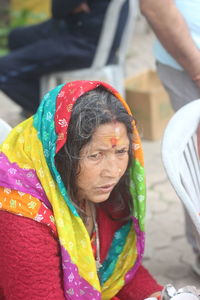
[89,122,130,149]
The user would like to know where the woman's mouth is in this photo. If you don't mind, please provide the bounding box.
[96,184,115,193]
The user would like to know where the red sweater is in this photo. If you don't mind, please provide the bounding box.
[0,210,162,300]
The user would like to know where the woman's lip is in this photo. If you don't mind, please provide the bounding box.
[98,183,115,188]
[96,184,115,192]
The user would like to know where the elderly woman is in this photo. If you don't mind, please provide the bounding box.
[0,81,162,299]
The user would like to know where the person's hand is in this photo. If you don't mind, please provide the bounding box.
[192,74,200,88]
[72,2,90,14]
[189,53,200,88]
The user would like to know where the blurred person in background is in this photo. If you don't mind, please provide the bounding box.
[0,0,128,116]
[140,0,200,276]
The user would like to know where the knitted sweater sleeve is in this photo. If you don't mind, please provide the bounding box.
[0,211,65,300]
[117,265,163,300]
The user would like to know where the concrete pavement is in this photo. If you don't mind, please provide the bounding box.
[0,16,199,291]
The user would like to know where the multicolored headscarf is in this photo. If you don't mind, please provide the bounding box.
[0,81,146,300]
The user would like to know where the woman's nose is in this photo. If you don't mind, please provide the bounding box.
[101,155,120,178]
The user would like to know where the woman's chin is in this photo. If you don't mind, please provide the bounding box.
[89,194,110,204]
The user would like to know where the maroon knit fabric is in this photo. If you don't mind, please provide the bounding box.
[0,211,65,300]
[117,265,163,299]
[0,210,162,300]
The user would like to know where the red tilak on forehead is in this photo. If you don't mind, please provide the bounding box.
[110,137,118,148]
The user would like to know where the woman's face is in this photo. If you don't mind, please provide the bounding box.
[76,122,130,203]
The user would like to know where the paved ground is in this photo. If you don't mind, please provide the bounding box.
[0,15,199,292]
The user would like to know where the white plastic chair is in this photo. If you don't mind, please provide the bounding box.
[40,0,138,98]
[0,118,12,144]
[162,99,200,248]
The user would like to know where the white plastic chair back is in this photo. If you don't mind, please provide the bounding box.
[0,119,12,144]
[40,0,138,98]
[162,99,200,245]
[92,0,138,68]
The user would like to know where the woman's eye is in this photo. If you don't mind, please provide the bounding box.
[88,152,102,160]
[116,149,128,155]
